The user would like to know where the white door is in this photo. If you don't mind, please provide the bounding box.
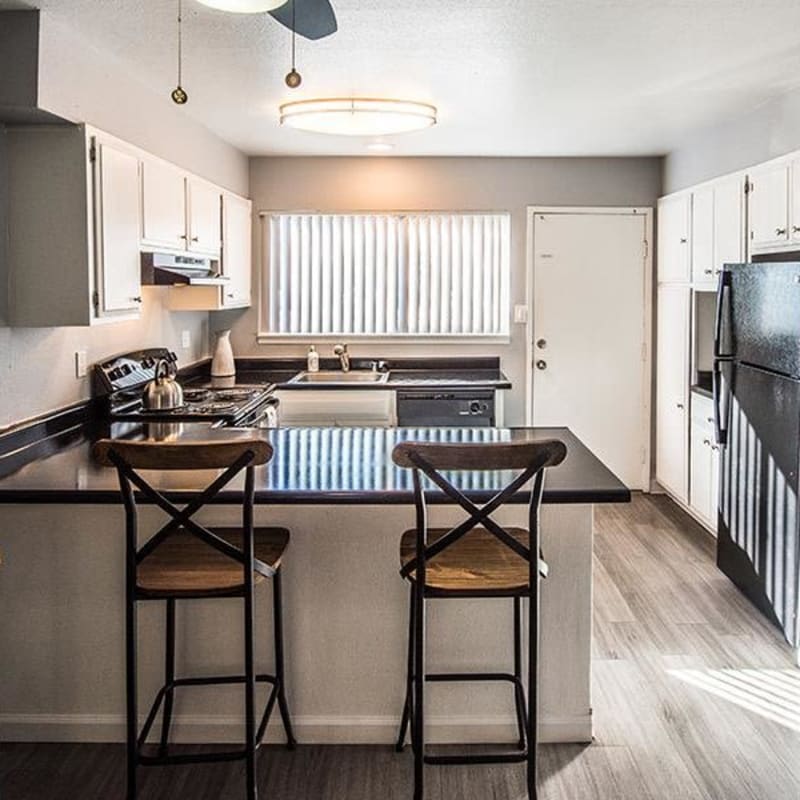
[657,194,691,283]
[531,211,649,489]
[221,193,252,308]
[749,162,790,249]
[656,285,690,502]
[93,139,142,315]
[188,178,222,256]
[141,159,187,250]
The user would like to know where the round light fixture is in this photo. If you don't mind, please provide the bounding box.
[280,98,437,136]
[196,0,288,12]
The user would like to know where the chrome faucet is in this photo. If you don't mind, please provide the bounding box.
[333,343,350,372]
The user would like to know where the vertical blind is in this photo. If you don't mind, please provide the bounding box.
[261,212,510,336]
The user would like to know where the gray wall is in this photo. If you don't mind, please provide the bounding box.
[664,85,800,194]
[0,12,249,428]
[223,156,662,425]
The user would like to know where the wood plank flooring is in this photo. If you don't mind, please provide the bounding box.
[2,494,799,800]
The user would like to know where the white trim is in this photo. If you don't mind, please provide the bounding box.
[524,206,653,491]
[255,333,511,346]
[0,712,591,746]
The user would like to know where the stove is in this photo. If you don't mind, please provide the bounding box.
[95,348,279,428]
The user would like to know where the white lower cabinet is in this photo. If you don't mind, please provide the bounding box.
[689,393,720,531]
[656,285,690,502]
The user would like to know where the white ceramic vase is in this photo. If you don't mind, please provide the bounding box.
[211,329,236,378]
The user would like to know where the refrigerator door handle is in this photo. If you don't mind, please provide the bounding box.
[713,359,728,446]
[714,269,733,359]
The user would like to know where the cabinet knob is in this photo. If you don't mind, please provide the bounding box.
[793,226,800,234]
[535,360,547,371]
[131,296,142,304]
[191,236,199,242]
[676,402,684,410]
[536,338,547,349]
[704,269,713,275]
[226,293,235,299]
[179,234,187,240]
[679,238,687,244]
[703,438,711,447]
[776,227,787,236]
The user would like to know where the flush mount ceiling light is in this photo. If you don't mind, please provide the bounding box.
[196,0,288,12]
[280,98,437,136]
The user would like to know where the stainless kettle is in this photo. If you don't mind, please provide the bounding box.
[143,359,185,411]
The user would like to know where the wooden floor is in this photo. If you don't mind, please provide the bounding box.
[3,494,799,800]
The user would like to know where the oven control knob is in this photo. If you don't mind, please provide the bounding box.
[470,401,481,414]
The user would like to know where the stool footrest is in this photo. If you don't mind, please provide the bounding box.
[137,672,281,765]
[424,672,520,683]
[423,750,528,766]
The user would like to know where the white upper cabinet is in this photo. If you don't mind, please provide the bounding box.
[658,193,691,283]
[713,174,745,272]
[790,159,800,244]
[691,186,714,285]
[6,125,142,326]
[187,178,222,256]
[749,161,790,251]
[656,284,690,502]
[221,193,252,308]
[93,138,142,315]
[141,159,187,251]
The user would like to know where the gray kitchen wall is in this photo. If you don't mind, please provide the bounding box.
[663,84,800,194]
[0,12,249,429]
[222,156,662,425]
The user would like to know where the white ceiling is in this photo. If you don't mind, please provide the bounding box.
[8,0,800,157]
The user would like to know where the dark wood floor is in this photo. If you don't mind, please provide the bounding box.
[3,494,799,800]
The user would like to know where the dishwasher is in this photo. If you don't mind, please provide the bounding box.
[395,390,495,427]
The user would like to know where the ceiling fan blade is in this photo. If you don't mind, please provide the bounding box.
[270,0,337,40]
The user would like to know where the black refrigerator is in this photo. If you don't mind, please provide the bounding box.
[714,261,800,650]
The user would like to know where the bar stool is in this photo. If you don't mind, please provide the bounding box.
[391,438,567,800]
[93,435,296,800]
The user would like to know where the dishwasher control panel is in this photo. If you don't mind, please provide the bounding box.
[396,390,495,427]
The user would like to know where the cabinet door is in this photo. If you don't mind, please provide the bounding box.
[657,194,691,283]
[221,193,252,308]
[187,178,221,256]
[141,159,186,250]
[749,162,789,249]
[691,186,714,285]
[94,139,142,315]
[690,422,713,524]
[709,442,720,534]
[656,285,690,501]
[791,160,800,244]
[713,175,745,275]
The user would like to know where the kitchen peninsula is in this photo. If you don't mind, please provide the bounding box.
[0,422,628,747]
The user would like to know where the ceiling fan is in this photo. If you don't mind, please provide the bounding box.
[196,0,338,40]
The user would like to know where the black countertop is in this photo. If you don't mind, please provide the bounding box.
[0,423,629,506]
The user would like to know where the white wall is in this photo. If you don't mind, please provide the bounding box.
[0,12,249,429]
[219,156,662,425]
[663,84,800,194]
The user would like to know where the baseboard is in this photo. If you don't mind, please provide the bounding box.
[0,712,591,745]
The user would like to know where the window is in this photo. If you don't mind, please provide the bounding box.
[259,212,510,338]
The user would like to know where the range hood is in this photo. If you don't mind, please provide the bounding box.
[141,253,229,287]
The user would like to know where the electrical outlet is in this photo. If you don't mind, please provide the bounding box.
[75,349,88,378]
[181,330,191,349]
[513,305,529,324]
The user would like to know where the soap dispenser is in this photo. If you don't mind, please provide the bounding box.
[307,345,319,372]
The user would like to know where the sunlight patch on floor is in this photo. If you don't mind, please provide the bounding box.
[667,668,800,733]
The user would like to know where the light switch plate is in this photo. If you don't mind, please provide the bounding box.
[513,305,529,324]
[75,349,88,378]
[181,330,191,349]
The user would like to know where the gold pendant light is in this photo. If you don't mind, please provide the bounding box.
[170,0,188,104]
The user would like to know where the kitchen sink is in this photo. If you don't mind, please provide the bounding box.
[289,370,390,384]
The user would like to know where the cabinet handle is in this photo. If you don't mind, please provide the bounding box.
[679,238,687,244]
[793,226,800,234]
[676,402,684,410]
[703,438,711,447]
[776,227,787,236]
[179,234,187,240]
[704,269,713,275]
[191,236,199,242]
[131,296,142,304]
[711,444,719,452]
[226,293,235,299]
[706,417,714,424]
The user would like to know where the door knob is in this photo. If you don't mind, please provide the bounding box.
[535,360,547,371]
[536,338,547,349]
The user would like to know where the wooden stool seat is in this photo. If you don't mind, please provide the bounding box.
[399,527,548,595]
[138,527,290,597]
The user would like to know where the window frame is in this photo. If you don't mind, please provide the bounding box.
[256,209,512,345]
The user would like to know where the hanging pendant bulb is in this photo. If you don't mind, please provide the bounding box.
[171,0,188,104]
[284,2,302,88]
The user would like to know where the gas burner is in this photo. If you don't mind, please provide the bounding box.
[183,388,212,403]
[213,389,257,401]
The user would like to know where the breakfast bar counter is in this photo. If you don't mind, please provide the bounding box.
[0,423,628,749]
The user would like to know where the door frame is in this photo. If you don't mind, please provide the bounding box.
[525,206,654,490]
